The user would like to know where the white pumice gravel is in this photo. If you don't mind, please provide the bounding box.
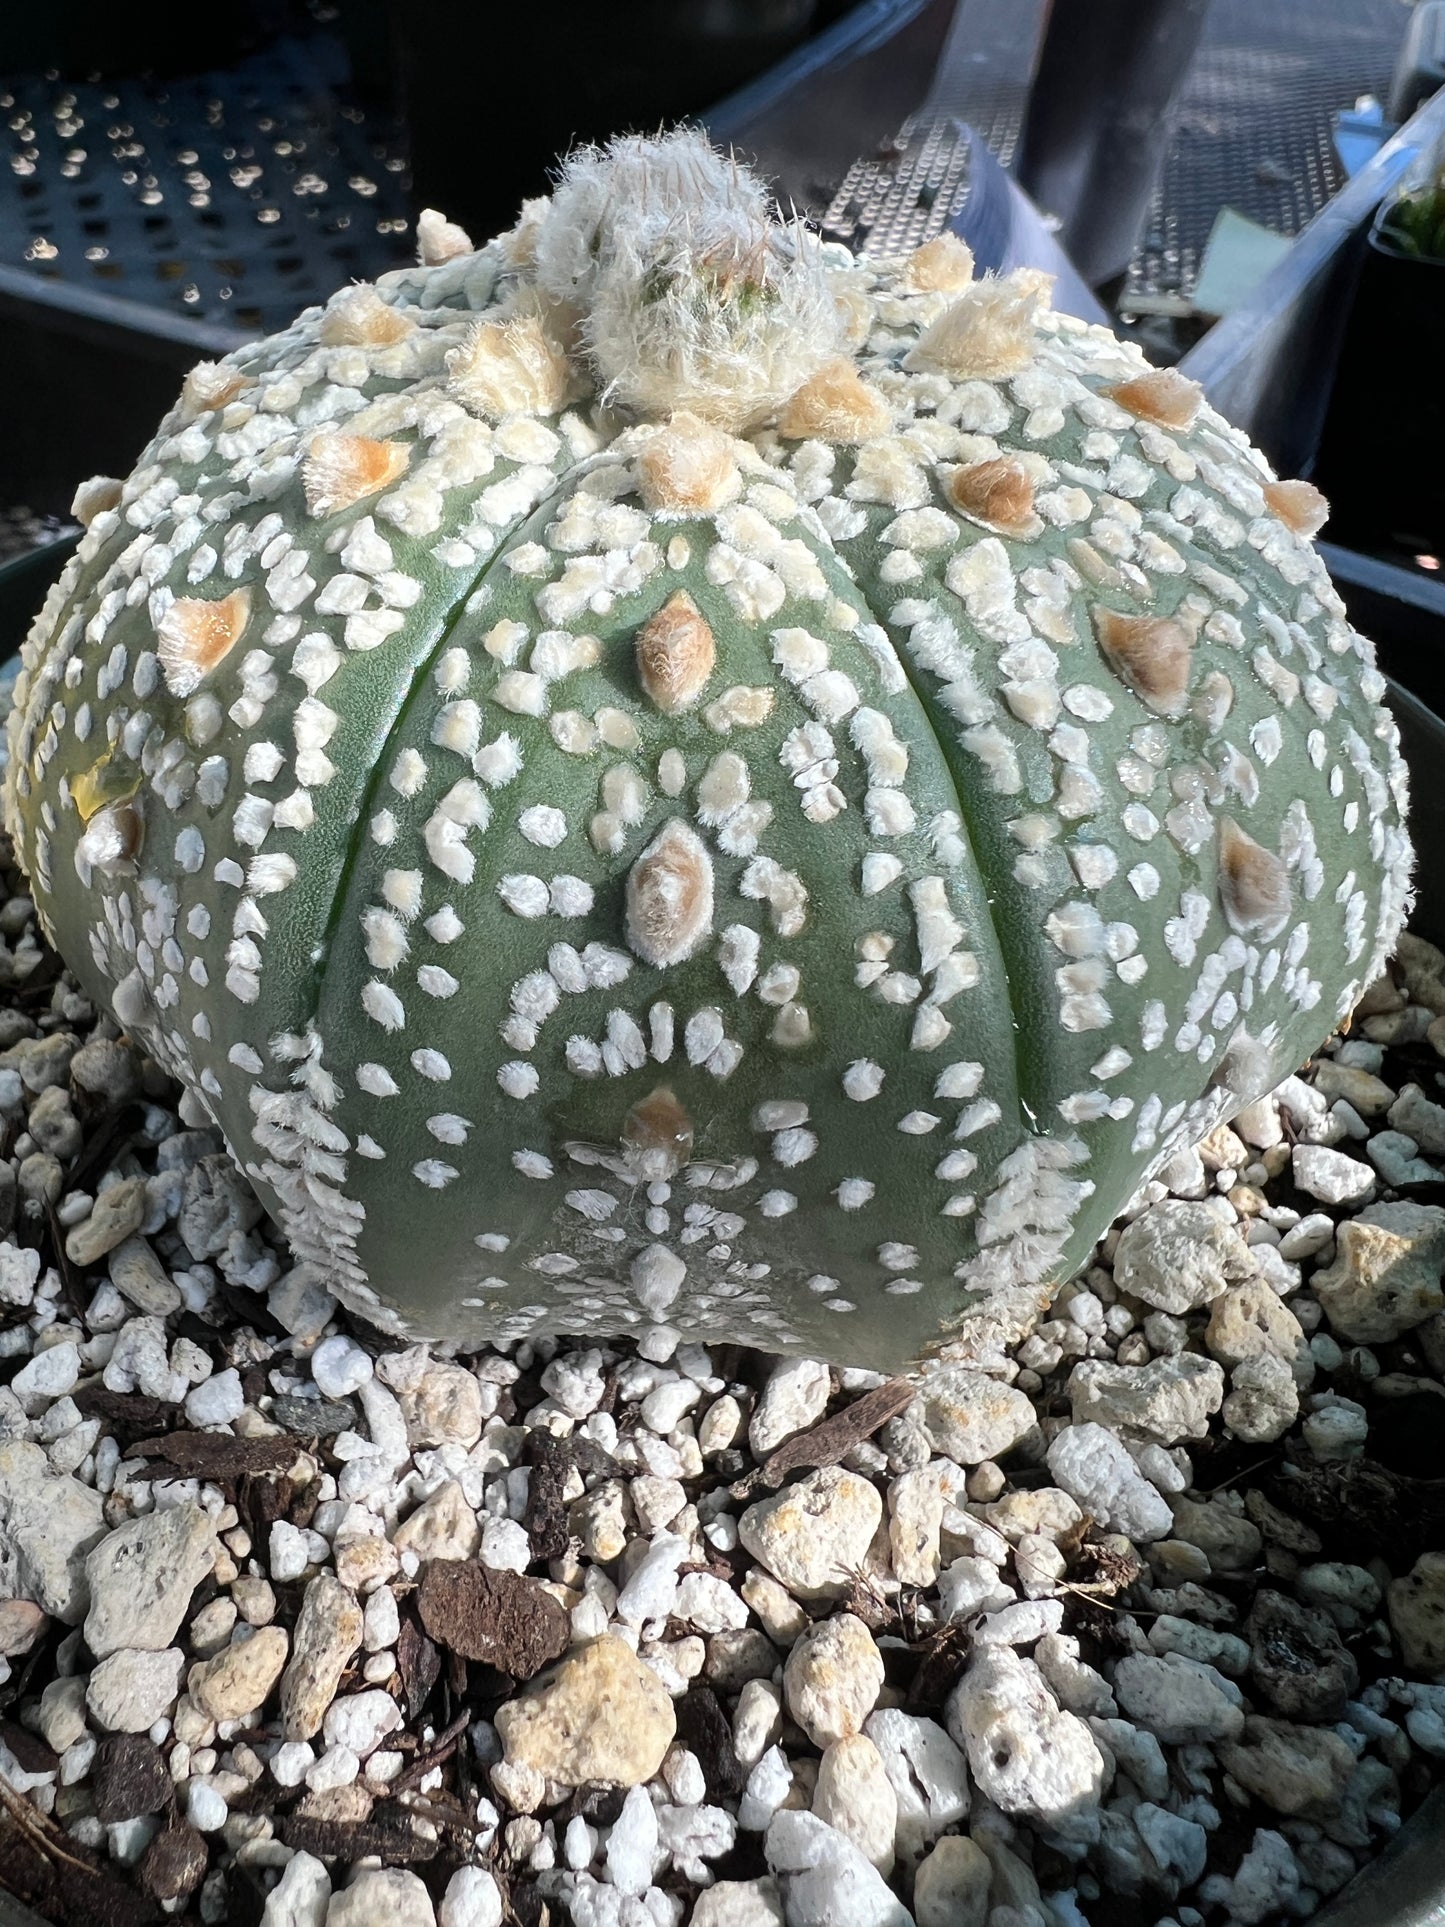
[0,874,1442,1926]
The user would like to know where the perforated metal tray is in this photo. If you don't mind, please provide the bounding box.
[820,116,977,255]
[0,29,411,333]
[1121,0,1410,313]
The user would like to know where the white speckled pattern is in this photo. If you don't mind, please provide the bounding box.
[4,133,1411,1367]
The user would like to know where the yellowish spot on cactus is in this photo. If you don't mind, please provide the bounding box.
[71,753,140,824]
[1263,478,1329,539]
[1092,606,1195,717]
[70,476,123,528]
[416,206,475,266]
[904,270,1048,380]
[625,818,714,967]
[636,591,716,714]
[1104,366,1202,432]
[156,588,253,698]
[1217,815,1292,939]
[445,314,570,420]
[902,232,975,293]
[319,285,416,348]
[635,413,741,514]
[777,359,891,443]
[622,1086,695,1181]
[181,362,252,416]
[302,434,411,519]
[947,456,1041,538]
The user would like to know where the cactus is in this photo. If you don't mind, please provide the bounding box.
[4,133,1412,1369]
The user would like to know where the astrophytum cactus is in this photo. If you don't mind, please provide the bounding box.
[4,133,1412,1368]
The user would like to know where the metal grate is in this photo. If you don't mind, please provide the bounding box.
[817,0,1041,254]
[821,117,976,254]
[818,0,1411,325]
[0,31,412,333]
[917,0,1040,168]
[1122,0,1410,312]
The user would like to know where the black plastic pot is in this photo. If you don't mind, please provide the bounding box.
[1128,92,1445,1907]
[0,536,79,661]
[1316,1778,1445,1926]
[1311,215,1445,562]
[1318,539,1445,725]
[1384,680,1445,953]
[0,268,247,522]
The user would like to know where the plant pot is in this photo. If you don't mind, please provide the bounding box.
[0,269,248,522]
[1385,678,1445,949]
[1312,218,1445,560]
[0,534,78,663]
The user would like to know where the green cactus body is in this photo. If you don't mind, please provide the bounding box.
[4,136,1411,1368]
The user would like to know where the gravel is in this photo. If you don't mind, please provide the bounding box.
[0,842,1441,1924]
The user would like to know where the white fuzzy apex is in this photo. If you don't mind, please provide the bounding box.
[532,130,844,428]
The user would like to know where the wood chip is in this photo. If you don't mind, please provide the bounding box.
[236,1472,289,1543]
[836,1573,898,1633]
[0,1721,57,1779]
[510,1880,549,1927]
[1270,1453,1445,1564]
[675,1686,745,1799]
[731,1377,916,1498]
[396,1614,440,1725]
[905,1622,972,1711]
[416,1560,570,1678]
[92,1736,171,1824]
[70,1385,178,1441]
[523,1431,572,1563]
[0,1786,158,1927]
[390,1711,469,1795]
[554,1784,627,1830]
[279,1812,438,1864]
[1066,1534,1142,1598]
[136,1820,207,1904]
[128,1432,300,1481]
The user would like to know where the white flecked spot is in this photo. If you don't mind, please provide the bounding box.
[843,1059,885,1101]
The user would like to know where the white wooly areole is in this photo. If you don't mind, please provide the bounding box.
[4,131,1411,1369]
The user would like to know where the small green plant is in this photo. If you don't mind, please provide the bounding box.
[3,133,1412,1367]
[1377,164,1445,261]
